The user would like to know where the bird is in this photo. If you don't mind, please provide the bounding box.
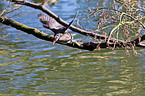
[38,13,75,45]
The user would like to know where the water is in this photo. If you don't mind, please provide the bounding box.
[0,0,145,96]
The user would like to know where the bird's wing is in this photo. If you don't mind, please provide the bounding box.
[63,10,79,32]
[54,32,72,42]
[38,14,64,29]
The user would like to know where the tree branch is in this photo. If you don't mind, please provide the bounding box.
[1,16,145,51]
[11,0,107,40]
[12,0,143,45]
[0,16,99,51]
[1,0,145,51]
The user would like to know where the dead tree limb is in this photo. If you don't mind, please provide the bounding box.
[11,0,107,40]
[0,16,145,51]
[1,0,145,51]
[11,0,144,45]
[0,16,97,51]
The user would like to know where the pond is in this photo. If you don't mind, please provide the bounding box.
[0,0,145,95]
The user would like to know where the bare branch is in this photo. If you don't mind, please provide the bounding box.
[41,0,49,6]
[0,16,96,51]
[1,0,145,51]
[11,0,107,40]
[0,1,10,16]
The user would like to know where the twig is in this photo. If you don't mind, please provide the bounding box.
[0,1,10,16]
[41,0,50,6]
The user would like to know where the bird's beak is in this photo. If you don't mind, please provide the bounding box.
[52,39,55,45]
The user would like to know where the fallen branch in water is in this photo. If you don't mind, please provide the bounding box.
[11,0,107,40]
[11,0,145,45]
[1,16,145,51]
[0,16,95,51]
[0,0,145,51]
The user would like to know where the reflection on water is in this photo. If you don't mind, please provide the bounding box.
[0,44,144,95]
[0,0,145,95]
